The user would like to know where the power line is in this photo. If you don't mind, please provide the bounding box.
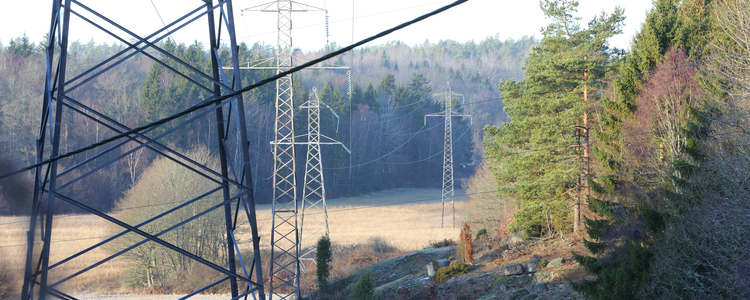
[236,0,454,41]
[487,113,750,160]
[461,52,750,108]
[5,146,745,235]
[0,0,471,181]
[0,89,742,229]
[379,124,472,165]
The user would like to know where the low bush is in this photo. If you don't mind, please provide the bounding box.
[366,236,397,254]
[428,238,455,248]
[475,228,488,240]
[432,261,468,284]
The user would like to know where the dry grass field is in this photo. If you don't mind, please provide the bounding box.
[0,188,464,296]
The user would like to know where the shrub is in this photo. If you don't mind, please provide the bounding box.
[349,272,375,300]
[475,228,488,240]
[316,236,332,292]
[366,236,397,253]
[540,258,548,267]
[432,261,468,284]
[111,147,228,289]
[428,238,455,248]
[457,223,474,264]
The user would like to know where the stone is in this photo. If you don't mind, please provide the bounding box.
[529,282,549,294]
[508,289,530,300]
[476,294,498,300]
[437,259,450,268]
[527,258,542,273]
[426,262,437,277]
[520,294,539,300]
[426,259,451,276]
[547,257,565,267]
[503,262,526,276]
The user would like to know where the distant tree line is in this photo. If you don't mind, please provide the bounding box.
[0,33,535,214]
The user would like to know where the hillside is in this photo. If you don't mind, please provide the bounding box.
[308,231,588,300]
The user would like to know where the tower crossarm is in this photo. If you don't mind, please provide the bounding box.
[242,0,326,13]
[425,83,472,228]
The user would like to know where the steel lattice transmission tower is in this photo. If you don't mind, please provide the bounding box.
[297,88,349,276]
[426,83,471,228]
[23,1,265,299]
[241,1,326,299]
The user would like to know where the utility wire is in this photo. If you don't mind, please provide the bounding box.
[237,0,454,40]
[6,149,745,247]
[461,52,750,108]
[487,113,750,160]
[0,104,738,228]
[0,0,470,181]
[369,125,472,166]
[4,141,746,234]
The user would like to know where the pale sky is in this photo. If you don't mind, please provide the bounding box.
[0,0,652,52]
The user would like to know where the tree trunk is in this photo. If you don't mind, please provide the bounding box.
[580,66,591,234]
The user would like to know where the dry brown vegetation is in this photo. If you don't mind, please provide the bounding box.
[0,214,126,297]
[0,188,458,296]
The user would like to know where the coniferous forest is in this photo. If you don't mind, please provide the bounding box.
[0,33,534,213]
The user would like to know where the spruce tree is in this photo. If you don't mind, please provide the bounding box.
[574,1,713,297]
[141,64,166,122]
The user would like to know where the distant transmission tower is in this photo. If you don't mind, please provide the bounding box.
[24,1,265,299]
[426,83,471,228]
[297,88,349,276]
[241,1,346,299]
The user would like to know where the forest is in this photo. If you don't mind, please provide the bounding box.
[0,32,534,213]
[473,0,750,298]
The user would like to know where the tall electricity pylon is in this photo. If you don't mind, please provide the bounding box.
[23,1,265,299]
[426,83,471,228]
[297,88,349,276]
[241,1,325,299]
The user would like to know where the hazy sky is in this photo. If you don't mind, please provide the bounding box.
[0,0,652,52]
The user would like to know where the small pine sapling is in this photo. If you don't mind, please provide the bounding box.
[349,272,375,300]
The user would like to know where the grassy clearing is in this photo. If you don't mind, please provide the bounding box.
[0,188,461,296]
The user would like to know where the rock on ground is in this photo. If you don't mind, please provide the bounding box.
[527,258,541,273]
[547,257,565,267]
[503,262,526,276]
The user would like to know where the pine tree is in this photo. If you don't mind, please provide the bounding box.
[484,0,624,236]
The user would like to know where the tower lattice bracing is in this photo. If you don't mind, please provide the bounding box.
[427,83,471,228]
[242,1,326,299]
[297,88,349,276]
[23,1,265,299]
